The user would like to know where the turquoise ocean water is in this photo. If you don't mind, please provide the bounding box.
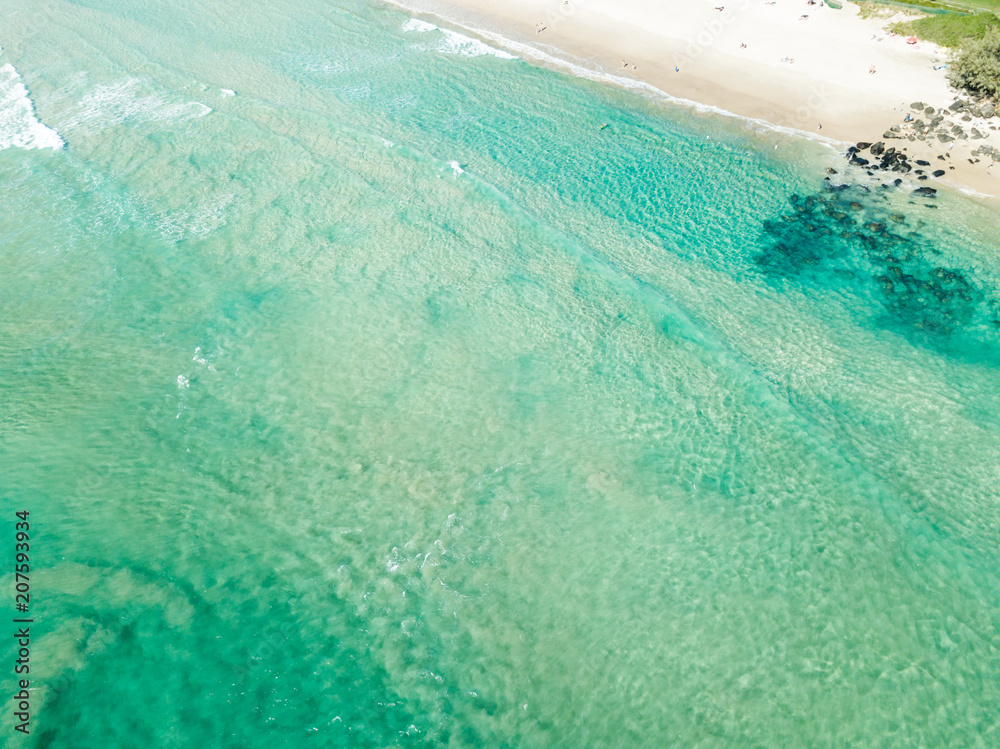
[2,1,1000,746]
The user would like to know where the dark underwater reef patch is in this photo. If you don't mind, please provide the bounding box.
[755,184,1000,346]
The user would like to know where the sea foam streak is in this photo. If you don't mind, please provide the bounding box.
[402,18,516,59]
[59,78,211,134]
[0,63,64,150]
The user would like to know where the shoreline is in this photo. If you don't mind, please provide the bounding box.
[387,0,1000,202]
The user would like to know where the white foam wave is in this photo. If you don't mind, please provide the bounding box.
[448,160,464,175]
[0,63,64,151]
[60,78,211,133]
[220,89,236,98]
[333,84,372,100]
[389,1,841,148]
[402,16,516,59]
[297,55,349,75]
[156,191,236,242]
[402,18,437,33]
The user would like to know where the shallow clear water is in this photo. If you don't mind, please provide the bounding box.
[1,1,1000,746]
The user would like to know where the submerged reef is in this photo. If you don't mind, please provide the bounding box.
[756,182,1000,352]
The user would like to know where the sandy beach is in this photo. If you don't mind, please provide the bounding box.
[389,0,1000,200]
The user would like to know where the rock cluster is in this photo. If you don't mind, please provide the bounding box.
[884,98,999,145]
[971,143,1000,163]
[842,141,940,195]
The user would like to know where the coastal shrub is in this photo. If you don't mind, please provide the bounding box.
[890,12,1000,48]
[949,29,1000,97]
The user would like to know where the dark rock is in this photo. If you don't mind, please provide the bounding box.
[982,102,995,118]
[850,157,870,166]
[911,101,925,110]
[949,99,965,111]
[826,167,837,174]
[962,114,972,122]
[937,155,946,160]
[938,133,954,142]
[856,141,873,150]
[915,159,930,166]
[893,178,903,186]
[924,107,935,116]
[870,142,885,156]
[890,124,901,132]
[912,186,937,196]
[917,175,928,181]
[932,169,945,177]
[915,169,924,175]
[883,130,900,139]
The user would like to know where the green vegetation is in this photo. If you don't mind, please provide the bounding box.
[868,0,999,14]
[855,1,903,18]
[890,11,1000,47]
[948,29,1000,96]
[856,0,1000,97]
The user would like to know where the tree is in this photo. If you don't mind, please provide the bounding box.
[949,30,1000,99]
